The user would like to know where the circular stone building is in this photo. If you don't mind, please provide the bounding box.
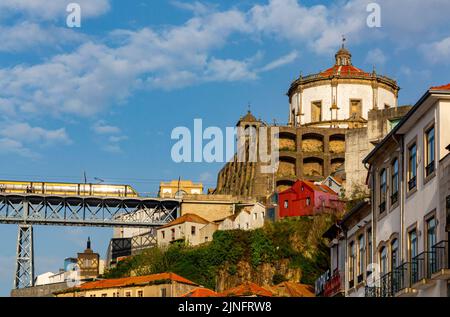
[287,44,400,128]
[215,44,410,200]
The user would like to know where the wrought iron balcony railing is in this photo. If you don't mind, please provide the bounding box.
[411,251,434,284]
[425,162,435,177]
[391,191,398,205]
[430,240,449,276]
[408,176,417,191]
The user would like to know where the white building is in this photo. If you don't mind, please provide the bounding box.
[363,83,450,297]
[216,203,266,231]
[157,213,216,247]
[288,43,399,128]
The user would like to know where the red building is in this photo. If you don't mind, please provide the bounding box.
[278,180,343,217]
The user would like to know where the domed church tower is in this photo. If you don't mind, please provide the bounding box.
[287,41,400,128]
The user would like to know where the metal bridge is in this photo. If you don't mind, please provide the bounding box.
[0,193,180,289]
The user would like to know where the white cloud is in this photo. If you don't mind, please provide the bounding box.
[0,122,71,158]
[204,58,258,82]
[258,51,299,72]
[171,1,215,15]
[0,0,110,20]
[365,48,387,66]
[0,122,71,145]
[92,121,121,135]
[91,121,128,153]
[0,138,36,158]
[421,37,450,64]
[0,22,85,52]
[1,0,449,123]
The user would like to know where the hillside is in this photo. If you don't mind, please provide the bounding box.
[103,214,336,291]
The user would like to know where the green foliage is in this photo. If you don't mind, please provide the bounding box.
[104,214,334,289]
[272,273,288,285]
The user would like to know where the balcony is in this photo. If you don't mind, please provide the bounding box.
[408,176,416,191]
[425,162,435,177]
[324,270,345,297]
[391,192,398,205]
[365,263,417,297]
[411,251,436,289]
[430,240,450,280]
[379,201,386,214]
[392,262,417,297]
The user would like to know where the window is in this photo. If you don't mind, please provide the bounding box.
[408,229,418,261]
[161,231,165,239]
[125,291,131,297]
[426,217,436,252]
[306,197,311,206]
[391,159,399,204]
[205,236,209,242]
[101,293,107,297]
[137,290,143,298]
[380,247,388,275]
[425,126,435,177]
[408,144,417,190]
[311,101,322,122]
[391,239,399,271]
[379,169,387,213]
[284,200,288,208]
[191,226,196,236]
[254,213,257,220]
[350,99,362,118]
[358,235,365,282]
[171,228,175,241]
[161,288,167,297]
[349,241,355,287]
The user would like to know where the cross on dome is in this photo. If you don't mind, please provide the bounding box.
[335,37,352,66]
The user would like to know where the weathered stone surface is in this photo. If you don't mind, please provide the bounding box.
[216,259,301,292]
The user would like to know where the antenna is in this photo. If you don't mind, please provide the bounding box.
[83,171,87,184]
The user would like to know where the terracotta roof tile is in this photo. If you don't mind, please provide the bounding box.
[320,65,371,78]
[430,83,450,91]
[269,282,315,297]
[181,287,218,297]
[159,213,210,229]
[74,273,197,291]
[220,282,273,297]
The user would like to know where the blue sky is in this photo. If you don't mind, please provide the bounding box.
[0,0,449,296]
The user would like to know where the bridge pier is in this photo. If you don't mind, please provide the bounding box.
[14,224,34,289]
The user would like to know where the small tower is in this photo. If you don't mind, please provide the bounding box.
[335,36,352,66]
[77,237,100,280]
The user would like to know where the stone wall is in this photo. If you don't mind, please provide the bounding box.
[344,128,370,197]
[11,282,69,297]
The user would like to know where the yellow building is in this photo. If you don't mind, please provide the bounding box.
[158,180,203,198]
[55,273,198,297]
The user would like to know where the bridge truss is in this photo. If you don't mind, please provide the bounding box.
[0,194,180,289]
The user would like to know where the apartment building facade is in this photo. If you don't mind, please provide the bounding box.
[363,84,450,297]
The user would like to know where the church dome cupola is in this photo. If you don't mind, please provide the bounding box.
[335,40,352,66]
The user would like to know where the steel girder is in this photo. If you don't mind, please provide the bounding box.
[0,194,180,227]
[14,224,34,289]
